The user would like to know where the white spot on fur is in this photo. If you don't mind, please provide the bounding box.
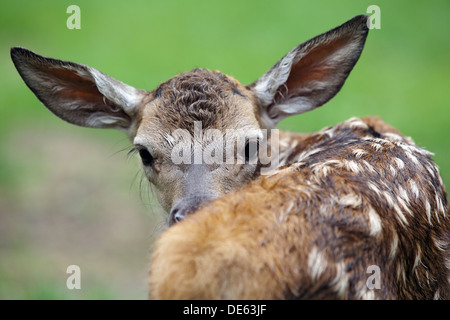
[426,165,436,178]
[436,194,446,219]
[412,245,422,272]
[368,182,381,196]
[433,237,446,252]
[389,232,399,259]
[347,118,368,129]
[408,179,420,199]
[382,191,395,208]
[322,159,344,167]
[397,186,410,205]
[393,203,409,226]
[425,200,432,225]
[308,246,328,280]
[415,146,434,157]
[322,127,335,138]
[344,160,360,173]
[384,132,404,143]
[352,148,367,159]
[389,165,397,177]
[393,157,405,169]
[397,197,412,216]
[339,193,362,209]
[371,138,392,148]
[370,142,384,152]
[311,161,334,177]
[434,289,441,300]
[405,151,420,166]
[367,207,382,236]
[331,262,349,297]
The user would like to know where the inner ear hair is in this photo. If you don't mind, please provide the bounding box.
[11,47,148,134]
[249,15,369,128]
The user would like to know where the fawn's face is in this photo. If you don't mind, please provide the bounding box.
[134,70,264,223]
[11,15,369,225]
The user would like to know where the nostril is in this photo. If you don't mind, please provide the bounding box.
[169,196,213,226]
[174,210,185,222]
[169,206,188,226]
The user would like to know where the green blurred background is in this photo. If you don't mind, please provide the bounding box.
[0,0,449,299]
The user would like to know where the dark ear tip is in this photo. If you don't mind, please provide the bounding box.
[350,14,370,31]
[10,47,22,60]
[10,47,37,63]
[11,46,27,56]
[353,14,370,21]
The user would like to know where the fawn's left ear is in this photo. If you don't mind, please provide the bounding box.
[249,15,369,128]
[11,47,149,137]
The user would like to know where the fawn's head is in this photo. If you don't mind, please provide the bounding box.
[11,15,369,225]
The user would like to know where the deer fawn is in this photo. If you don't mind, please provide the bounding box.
[11,15,449,299]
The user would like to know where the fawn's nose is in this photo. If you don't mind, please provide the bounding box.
[169,206,188,225]
[168,196,214,226]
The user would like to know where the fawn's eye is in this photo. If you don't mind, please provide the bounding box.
[244,139,259,163]
[134,146,154,167]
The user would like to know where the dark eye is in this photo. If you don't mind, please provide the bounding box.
[244,140,259,163]
[138,147,154,167]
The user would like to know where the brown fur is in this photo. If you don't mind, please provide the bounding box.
[135,69,262,213]
[149,117,449,299]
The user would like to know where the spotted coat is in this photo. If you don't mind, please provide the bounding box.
[149,116,449,299]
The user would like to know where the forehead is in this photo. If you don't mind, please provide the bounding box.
[138,69,259,136]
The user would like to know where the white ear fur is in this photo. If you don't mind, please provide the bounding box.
[252,50,297,107]
[88,67,145,116]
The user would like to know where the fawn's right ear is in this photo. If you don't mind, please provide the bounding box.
[11,47,149,137]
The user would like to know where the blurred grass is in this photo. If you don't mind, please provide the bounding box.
[0,0,449,299]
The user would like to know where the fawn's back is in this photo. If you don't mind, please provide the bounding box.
[150,116,449,299]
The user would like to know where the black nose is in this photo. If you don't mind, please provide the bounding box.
[168,196,213,226]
